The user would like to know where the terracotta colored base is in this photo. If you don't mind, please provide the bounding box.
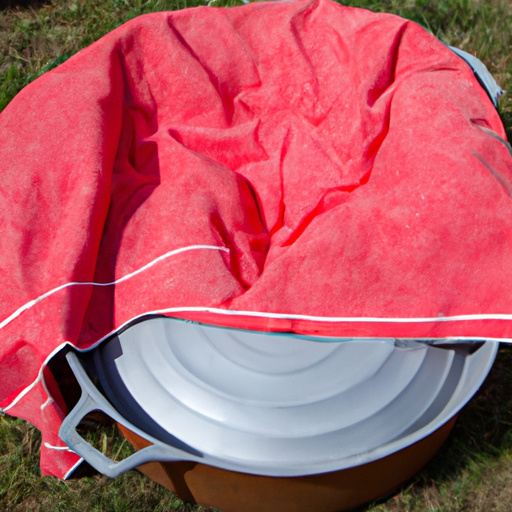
[118,417,456,512]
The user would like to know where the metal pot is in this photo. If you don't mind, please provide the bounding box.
[118,417,458,512]
[60,317,498,511]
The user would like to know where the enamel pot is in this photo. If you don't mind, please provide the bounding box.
[59,317,498,512]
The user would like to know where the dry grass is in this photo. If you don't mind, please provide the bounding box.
[0,415,219,511]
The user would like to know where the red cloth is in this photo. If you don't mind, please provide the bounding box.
[0,0,511,477]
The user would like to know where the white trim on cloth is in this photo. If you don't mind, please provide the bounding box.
[0,245,230,331]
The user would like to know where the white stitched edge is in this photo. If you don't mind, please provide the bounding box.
[1,245,229,412]
[3,239,512,412]
[41,397,54,411]
[63,457,85,480]
[44,442,74,452]
[2,374,42,413]
[1,341,73,413]
[135,306,512,323]
[3,305,512,412]
[5,243,511,475]
[0,245,229,331]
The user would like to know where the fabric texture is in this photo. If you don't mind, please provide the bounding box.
[0,0,511,477]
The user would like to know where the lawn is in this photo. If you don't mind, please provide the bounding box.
[1,0,512,511]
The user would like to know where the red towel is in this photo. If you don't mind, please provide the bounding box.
[0,0,511,478]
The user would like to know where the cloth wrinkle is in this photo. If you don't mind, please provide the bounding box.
[166,17,235,125]
[473,124,512,156]
[472,151,512,197]
[270,129,290,238]
[210,213,251,291]
[289,0,328,127]
[365,21,408,108]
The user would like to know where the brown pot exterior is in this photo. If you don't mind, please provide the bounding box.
[118,416,456,512]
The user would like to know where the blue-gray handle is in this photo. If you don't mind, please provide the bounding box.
[59,351,204,478]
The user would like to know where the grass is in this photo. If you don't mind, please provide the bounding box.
[0,414,219,512]
[1,0,512,510]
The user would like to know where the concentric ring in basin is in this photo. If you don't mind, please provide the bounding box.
[107,317,495,472]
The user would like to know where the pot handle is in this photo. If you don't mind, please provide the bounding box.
[59,351,203,478]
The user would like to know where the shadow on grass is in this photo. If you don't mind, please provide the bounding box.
[0,0,50,9]
[501,110,512,144]
[354,344,512,511]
